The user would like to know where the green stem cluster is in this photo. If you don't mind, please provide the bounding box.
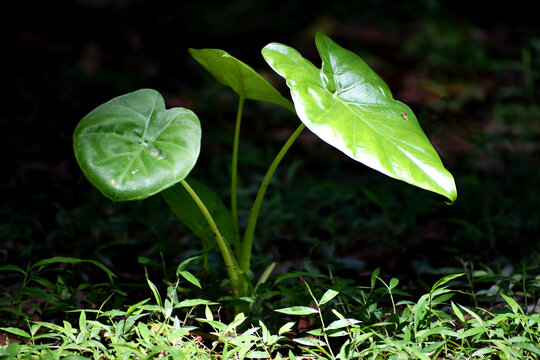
[175,33,455,315]
[185,103,303,309]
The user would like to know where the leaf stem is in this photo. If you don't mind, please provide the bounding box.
[180,179,246,300]
[239,123,305,272]
[231,96,245,240]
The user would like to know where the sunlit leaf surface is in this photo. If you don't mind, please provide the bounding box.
[262,33,456,202]
[73,89,201,201]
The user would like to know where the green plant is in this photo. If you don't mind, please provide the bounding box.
[72,33,457,316]
[0,257,117,327]
[4,262,539,359]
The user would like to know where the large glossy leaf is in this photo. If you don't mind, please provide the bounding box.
[73,89,201,201]
[189,48,295,112]
[161,177,239,250]
[262,33,457,202]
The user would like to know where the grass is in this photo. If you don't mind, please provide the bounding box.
[1,257,538,359]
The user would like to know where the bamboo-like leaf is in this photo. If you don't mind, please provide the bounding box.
[451,301,466,323]
[0,265,25,274]
[178,270,202,289]
[276,306,318,315]
[278,321,296,335]
[500,293,523,314]
[319,289,339,305]
[431,273,465,292]
[0,327,31,339]
[145,268,162,309]
[31,257,116,283]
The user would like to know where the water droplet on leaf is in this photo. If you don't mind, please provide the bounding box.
[150,147,166,160]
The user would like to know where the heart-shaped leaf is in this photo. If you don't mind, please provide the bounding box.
[73,89,201,201]
[161,177,240,250]
[189,48,295,112]
[262,33,457,202]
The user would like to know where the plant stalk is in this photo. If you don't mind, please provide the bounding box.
[239,123,305,272]
[180,179,247,300]
[231,96,245,240]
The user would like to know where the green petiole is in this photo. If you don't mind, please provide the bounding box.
[179,179,247,300]
[239,123,305,272]
[231,96,245,240]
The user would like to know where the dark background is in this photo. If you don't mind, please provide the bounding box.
[2,0,539,293]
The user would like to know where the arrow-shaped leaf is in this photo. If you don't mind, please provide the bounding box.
[189,48,295,112]
[262,33,457,202]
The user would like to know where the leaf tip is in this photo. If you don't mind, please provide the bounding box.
[444,182,458,205]
[314,32,328,41]
[444,196,457,206]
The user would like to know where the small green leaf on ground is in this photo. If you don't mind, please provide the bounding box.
[275,306,318,315]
